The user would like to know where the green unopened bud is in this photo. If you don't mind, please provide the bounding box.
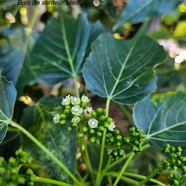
[60,120,66,125]
[82,127,88,133]
[97,108,103,114]
[90,137,96,143]
[98,126,105,131]
[173,179,179,186]
[91,111,97,117]
[68,126,72,131]
[72,123,77,127]
[9,157,16,165]
[106,117,113,123]
[104,122,109,128]
[89,129,95,134]
[97,131,102,137]
[99,115,107,121]
[78,133,84,138]
[60,114,67,119]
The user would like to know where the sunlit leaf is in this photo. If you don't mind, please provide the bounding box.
[133,92,186,154]
[82,31,167,104]
[30,10,103,84]
[114,0,182,30]
[21,95,77,183]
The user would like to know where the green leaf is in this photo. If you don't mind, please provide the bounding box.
[114,0,182,30]
[21,95,77,183]
[30,10,103,84]
[133,92,186,154]
[82,32,167,104]
[0,75,17,143]
[0,26,28,84]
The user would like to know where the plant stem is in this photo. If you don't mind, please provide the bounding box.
[95,129,107,186]
[33,176,73,186]
[26,2,41,34]
[108,144,150,170]
[137,167,162,186]
[113,152,135,186]
[106,97,111,117]
[123,172,167,186]
[8,120,81,186]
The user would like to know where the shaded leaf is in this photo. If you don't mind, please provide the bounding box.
[21,95,77,183]
[0,74,17,142]
[114,0,182,30]
[0,26,28,84]
[82,31,167,104]
[133,92,186,154]
[30,10,103,84]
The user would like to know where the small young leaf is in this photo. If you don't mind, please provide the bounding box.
[21,95,77,183]
[133,92,186,154]
[30,10,103,84]
[114,0,182,30]
[83,32,167,104]
[0,75,17,142]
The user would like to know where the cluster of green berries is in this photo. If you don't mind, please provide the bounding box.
[0,149,36,186]
[0,149,35,185]
[106,127,146,160]
[162,144,186,186]
[53,95,146,160]
[124,127,146,154]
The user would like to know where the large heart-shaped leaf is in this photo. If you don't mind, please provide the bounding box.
[29,10,103,84]
[133,92,186,154]
[0,26,28,84]
[114,0,182,30]
[82,31,167,104]
[0,74,17,143]
[21,95,77,183]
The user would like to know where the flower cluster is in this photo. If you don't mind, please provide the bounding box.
[53,95,147,160]
[53,95,116,134]
[0,149,36,186]
[162,144,186,186]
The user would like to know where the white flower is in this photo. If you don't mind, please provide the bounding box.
[81,95,90,103]
[53,114,60,123]
[88,118,98,128]
[108,122,116,131]
[61,95,71,105]
[71,96,81,105]
[71,116,80,123]
[71,105,83,115]
[84,107,93,116]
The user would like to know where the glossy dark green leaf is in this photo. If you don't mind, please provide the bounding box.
[114,0,182,30]
[0,75,17,142]
[82,31,167,104]
[0,26,28,84]
[21,95,77,183]
[133,92,186,154]
[30,10,103,84]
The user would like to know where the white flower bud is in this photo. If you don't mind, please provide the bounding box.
[108,122,116,131]
[71,116,81,123]
[88,118,98,128]
[71,105,83,115]
[81,95,90,103]
[71,96,81,105]
[61,95,71,105]
[53,114,60,123]
[84,107,93,115]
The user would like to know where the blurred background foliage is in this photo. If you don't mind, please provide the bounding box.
[0,0,186,183]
